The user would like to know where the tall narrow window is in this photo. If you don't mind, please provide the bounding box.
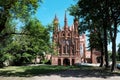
[63,33,65,36]
[63,46,66,54]
[72,46,74,55]
[67,46,70,54]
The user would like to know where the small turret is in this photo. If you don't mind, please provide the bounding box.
[74,17,79,33]
[53,14,59,31]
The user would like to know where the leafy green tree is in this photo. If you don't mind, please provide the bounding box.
[21,18,51,64]
[0,0,43,67]
[0,0,42,33]
[0,27,14,67]
[68,0,109,67]
[108,0,120,71]
[68,0,120,71]
[0,18,52,66]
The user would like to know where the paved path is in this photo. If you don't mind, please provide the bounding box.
[0,74,120,80]
[0,69,120,80]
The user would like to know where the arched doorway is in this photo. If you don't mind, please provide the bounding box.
[58,59,61,65]
[63,58,70,66]
[72,59,75,65]
[96,56,101,63]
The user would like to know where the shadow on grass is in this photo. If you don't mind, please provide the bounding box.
[0,65,120,79]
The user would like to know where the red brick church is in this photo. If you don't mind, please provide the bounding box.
[51,13,101,65]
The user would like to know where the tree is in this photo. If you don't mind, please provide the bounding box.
[108,0,120,71]
[21,18,51,64]
[0,0,42,33]
[0,25,14,67]
[68,0,109,67]
[0,18,51,66]
[68,0,120,71]
[0,0,43,67]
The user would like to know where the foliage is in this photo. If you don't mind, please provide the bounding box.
[68,0,120,71]
[0,25,14,67]
[0,0,43,66]
[67,4,80,18]
[0,18,52,66]
[0,0,42,32]
[23,18,51,54]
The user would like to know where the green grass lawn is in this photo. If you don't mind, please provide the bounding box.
[0,64,120,77]
[0,65,81,77]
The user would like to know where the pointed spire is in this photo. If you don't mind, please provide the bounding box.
[64,11,68,29]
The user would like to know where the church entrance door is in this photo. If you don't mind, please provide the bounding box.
[63,58,70,66]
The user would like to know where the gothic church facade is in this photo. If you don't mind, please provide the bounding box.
[51,13,87,65]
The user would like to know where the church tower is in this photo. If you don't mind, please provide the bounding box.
[74,17,79,33]
[53,14,59,32]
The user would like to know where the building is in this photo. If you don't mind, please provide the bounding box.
[51,13,101,65]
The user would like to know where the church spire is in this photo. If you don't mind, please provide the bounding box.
[64,11,68,29]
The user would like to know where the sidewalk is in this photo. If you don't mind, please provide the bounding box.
[80,63,100,66]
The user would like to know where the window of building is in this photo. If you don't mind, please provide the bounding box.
[67,46,70,54]
[72,47,74,55]
[68,33,70,36]
[80,45,83,57]
[63,46,66,54]
[63,33,65,36]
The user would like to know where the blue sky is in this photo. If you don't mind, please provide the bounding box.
[35,0,76,26]
[35,0,120,51]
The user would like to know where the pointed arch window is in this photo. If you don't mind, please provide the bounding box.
[63,46,66,54]
[68,33,70,36]
[63,33,65,36]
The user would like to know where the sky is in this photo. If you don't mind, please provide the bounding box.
[35,0,120,51]
[35,0,76,26]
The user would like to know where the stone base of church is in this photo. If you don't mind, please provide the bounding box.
[51,55,81,66]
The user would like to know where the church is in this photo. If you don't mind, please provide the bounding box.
[51,13,101,65]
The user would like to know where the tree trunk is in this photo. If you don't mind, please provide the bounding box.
[0,26,5,33]
[98,31,104,67]
[0,61,4,68]
[103,0,109,68]
[104,25,109,68]
[90,48,93,63]
[111,20,117,72]
[100,42,104,67]
[111,38,116,72]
